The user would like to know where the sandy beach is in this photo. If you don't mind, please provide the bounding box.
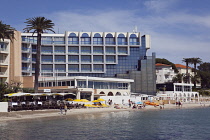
[0,102,210,123]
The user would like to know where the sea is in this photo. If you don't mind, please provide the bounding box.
[0,107,210,140]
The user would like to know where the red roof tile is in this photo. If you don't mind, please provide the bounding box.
[175,64,191,69]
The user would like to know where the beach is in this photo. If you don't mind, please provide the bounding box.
[0,102,210,123]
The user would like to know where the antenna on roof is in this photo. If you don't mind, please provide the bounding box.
[133,26,138,33]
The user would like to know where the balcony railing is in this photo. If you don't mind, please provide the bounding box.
[93,41,103,45]
[0,72,7,75]
[81,41,91,45]
[105,42,115,45]
[129,42,140,45]
[68,41,79,44]
[118,42,128,45]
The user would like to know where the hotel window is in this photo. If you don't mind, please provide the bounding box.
[93,33,103,45]
[118,47,127,54]
[118,34,127,45]
[94,64,103,72]
[81,33,91,45]
[54,46,65,54]
[93,46,103,54]
[41,37,53,44]
[41,46,53,54]
[68,55,79,63]
[55,64,66,72]
[81,64,91,72]
[106,46,116,54]
[106,55,116,63]
[54,37,65,44]
[129,34,139,45]
[41,64,53,72]
[68,46,79,54]
[55,55,66,63]
[41,55,53,63]
[81,55,91,63]
[105,34,115,45]
[81,46,91,54]
[93,55,103,63]
[68,33,79,44]
[68,64,79,72]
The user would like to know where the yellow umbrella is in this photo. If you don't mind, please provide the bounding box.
[80,99,89,102]
[92,100,100,102]
[73,99,81,102]
[97,98,105,101]
[66,98,73,101]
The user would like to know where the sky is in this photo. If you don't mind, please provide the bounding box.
[1,0,210,65]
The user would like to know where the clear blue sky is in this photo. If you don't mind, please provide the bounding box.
[1,0,210,65]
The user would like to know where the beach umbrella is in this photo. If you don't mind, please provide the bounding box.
[80,99,89,102]
[97,98,105,101]
[73,99,81,102]
[92,100,100,102]
[66,98,73,101]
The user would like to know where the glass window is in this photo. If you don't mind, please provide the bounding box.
[81,46,91,54]
[105,34,115,45]
[81,64,91,72]
[41,55,53,63]
[93,33,103,45]
[68,64,79,72]
[54,37,65,44]
[118,34,127,45]
[93,56,103,63]
[68,33,78,44]
[41,37,53,44]
[68,55,79,63]
[54,46,65,54]
[41,64,53,72]
[41,46,53,54]
[55,55,66,63]
[93,46,103,54]
[118,47,127,54]
[130,34,139,45]
[68,46,79,54]
[55,64,66,72]
[81,55,91,63]
[106,46,116,54]
[81,33,91,44]
[94,64,104,72]
[106,56,116,63]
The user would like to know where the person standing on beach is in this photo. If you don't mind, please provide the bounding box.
[64,104,67,115]
[60,104,63,114]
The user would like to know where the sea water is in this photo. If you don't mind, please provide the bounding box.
[0,108,210,140]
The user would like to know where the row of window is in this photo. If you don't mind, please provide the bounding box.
[22,36,140,45]
[22,46,129,54]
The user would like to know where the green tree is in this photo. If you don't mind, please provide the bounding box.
[172,73,184,83]
[189,57,202,88]
[0,21,15,41]
[182,58,191,83]
[24,17,55,93]
[198,63,210,88]
[156,58,178,73]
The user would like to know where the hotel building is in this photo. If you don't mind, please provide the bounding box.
[7,31,156,99]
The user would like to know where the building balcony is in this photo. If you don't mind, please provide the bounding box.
[0,48,9,53]
[0,72,8,77]
[0,60,9,65]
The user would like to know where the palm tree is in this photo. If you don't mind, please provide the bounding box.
[0,21,15,41]
[24,17,55,92]
[189,57,202,88]
[191,75,200,88]
[182,58,191,83]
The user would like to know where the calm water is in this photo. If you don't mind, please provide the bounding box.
[1,108,210,140]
